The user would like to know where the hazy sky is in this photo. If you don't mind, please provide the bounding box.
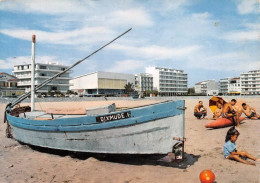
[0,0,259,86]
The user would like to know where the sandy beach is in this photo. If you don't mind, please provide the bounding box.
[0,97,259,183]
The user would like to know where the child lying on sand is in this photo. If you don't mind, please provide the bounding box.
[223,127,259,165]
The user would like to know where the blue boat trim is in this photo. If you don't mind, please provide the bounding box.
[7,100,184,132]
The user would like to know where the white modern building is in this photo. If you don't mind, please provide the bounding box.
[227,77,241,95]
[194,81,204,93]
[145,66,188,96]
[219,78,229,95]
[240,70,260,95]
[219,77,241,95]
[70,71,135,96]
[13,62,71,94]
[194,80,218,95]
[135,73,153,93]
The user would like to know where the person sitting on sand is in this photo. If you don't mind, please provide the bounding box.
[222,99,240,127]
[194,101,207,119]
[213,103,223,119]
[241,103,260,120]
[223,126,259,165]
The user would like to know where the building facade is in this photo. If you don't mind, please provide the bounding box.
[240,70,260,95]
[0,72,25,97]
[70,71,135,96]
[219,77,241,95]
[227,77,241,94]
[145,66,188,96]
[13,63,71,94]
[194,81,203,93]
[135,73,153,93]
[219,78,229,95]
[194,80,218,95]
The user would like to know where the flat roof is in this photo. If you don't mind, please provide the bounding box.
[72,71,134,80]
[14,62,69,67]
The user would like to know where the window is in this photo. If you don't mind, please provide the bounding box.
[51,86,57,90]
[40,65,47,69]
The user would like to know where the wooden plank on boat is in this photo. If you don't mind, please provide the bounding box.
[86,103,116,115]
[46,108,86,115]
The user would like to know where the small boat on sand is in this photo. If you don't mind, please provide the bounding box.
[5,101,185,154]
[4,29,186,156]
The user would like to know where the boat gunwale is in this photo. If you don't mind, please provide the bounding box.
[6,100,184,132]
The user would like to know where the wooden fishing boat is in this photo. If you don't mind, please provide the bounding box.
[5,100,185,154]
[4,29,186,156]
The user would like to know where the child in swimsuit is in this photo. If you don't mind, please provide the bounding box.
[223,127,259,165]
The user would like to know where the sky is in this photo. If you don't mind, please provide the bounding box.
[0,0,259,87]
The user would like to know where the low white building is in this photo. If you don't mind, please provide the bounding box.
[240,70,260,95]
[13,62,71,94]
[145,66,188,96]
[195,80,218,95]
[135,73,153,93]
[70,71,135,96]
[194,81,205,94]
[0,72,25,97]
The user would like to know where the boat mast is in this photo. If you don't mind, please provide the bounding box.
[31,35,36,111]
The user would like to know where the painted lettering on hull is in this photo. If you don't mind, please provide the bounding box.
[96,111,131,123]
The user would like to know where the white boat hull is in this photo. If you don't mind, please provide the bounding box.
[12,115,182,154]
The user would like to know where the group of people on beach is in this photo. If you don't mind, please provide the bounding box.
[194,99,260,165]
[194,99,260,125]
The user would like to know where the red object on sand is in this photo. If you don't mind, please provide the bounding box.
[199,169,215,183]
[205,117,245,128]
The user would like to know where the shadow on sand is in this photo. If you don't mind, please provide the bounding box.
[27,143,200,169]
[96,153,201,169]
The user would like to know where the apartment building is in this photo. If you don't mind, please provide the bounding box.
[218,77,241,95]
[0,72,24,97]
[13,62,71,94]
[194,80,218,95]
[227,77,241,94]
[240,70,260,95]
[70,71,135,96]
[135,73,153,93]
[219,78,229,95]
[145,66,188,96]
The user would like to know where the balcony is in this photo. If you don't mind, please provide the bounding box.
[13,69,31,73]
[15,75,31,79]
[45,83,72,86]
[18,81,72,86]
[35,68,73,73]
[35,75,71,80]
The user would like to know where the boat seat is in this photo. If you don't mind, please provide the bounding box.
[46,108,86,115]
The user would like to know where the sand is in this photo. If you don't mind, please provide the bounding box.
[0,98,259,183]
